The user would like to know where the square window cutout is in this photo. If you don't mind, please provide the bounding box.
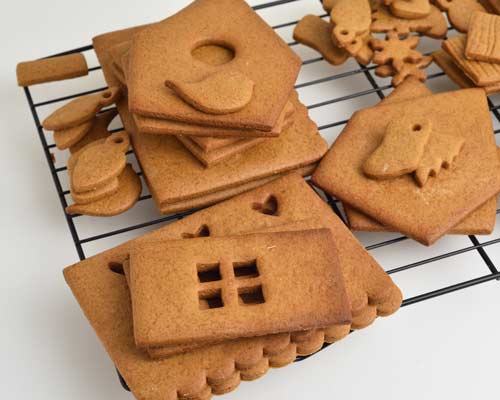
[233,259,259,279]
[198,288,224,310]
[197,262,222,283]
[238,285,265,306]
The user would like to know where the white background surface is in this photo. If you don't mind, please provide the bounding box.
[1,1,500,399]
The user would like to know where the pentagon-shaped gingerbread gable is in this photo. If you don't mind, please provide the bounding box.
[313,89,500,245]
[127,0,301,131]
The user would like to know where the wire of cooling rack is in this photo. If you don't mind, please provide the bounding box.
[20,0,500,391]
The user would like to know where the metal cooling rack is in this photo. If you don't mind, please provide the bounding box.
[20,0,500,392]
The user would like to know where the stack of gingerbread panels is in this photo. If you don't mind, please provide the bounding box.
[64,173,403,400]
[126,229,353,360]
[92,0,329,214]
[313,79,500,246]
[433,11,500,95]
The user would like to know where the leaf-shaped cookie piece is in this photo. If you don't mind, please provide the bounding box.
[71,177,120,205]
[165,71,255,115]
[71,131,129,192]
[69,109,117,154]
[363,115,432,179]
[66,164,141,216]
[53,118,94,150]
[414,133,465,186]
[42,86,121,131]
[67,136,120,204]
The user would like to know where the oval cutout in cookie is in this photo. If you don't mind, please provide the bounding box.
[191,41,235,66]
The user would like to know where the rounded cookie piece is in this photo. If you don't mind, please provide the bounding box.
[267,342,297,368]
[43,86,121,131]
[69,109,117,154]
[239,357,269,381]
[324,323,351,343]
[165,71,255,115]
[71,131,129,192]
[435,0,486,32]
[53,118,94,150]
[71,177,120,205]
[65,164,142,216]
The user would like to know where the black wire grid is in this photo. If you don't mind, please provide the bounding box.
[21,0,500,392]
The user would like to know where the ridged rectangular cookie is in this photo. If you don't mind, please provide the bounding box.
[443,35,500,86]
[433,49,500,94]
[465,11,500,63]
[129,230,351,349]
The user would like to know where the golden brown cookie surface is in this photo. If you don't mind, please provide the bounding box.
[16,53,88,86]
[465,11,500,63]
[313,89,500,245]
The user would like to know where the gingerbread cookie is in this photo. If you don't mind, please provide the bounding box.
[375,55,432,76]
[313,89,500,245]
[66,164,141,216]
[71,178,120,205]
[392,58,429,86]
[346,151,500,234]
[342,80,497,234]
[371,0,448,38]
[53,119,94,150]
[16,53,88,87]
[328,0,372,49]
[481,0,500,13]
[71,131,129,192]
[127,0,301,131]
[363,115,432,179]
[414,133,465,186]
[69,109,117,154]
[42,87,121,131]
[165,71,255,115]
[133,102,288,137]
[354,33,375,65]
[158,164,316,215]
[372,32,423,66]
[432,50,500,94]
[434,0,486,32]
[129,230,351,349]
[387,0,432,19]
[115,90,327,213]
[177,135,264,167]
[188,102,293,153]
[64,173,401,399]
[465,11,500,63]
[443,35,500,86]
[293,15,349,66]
